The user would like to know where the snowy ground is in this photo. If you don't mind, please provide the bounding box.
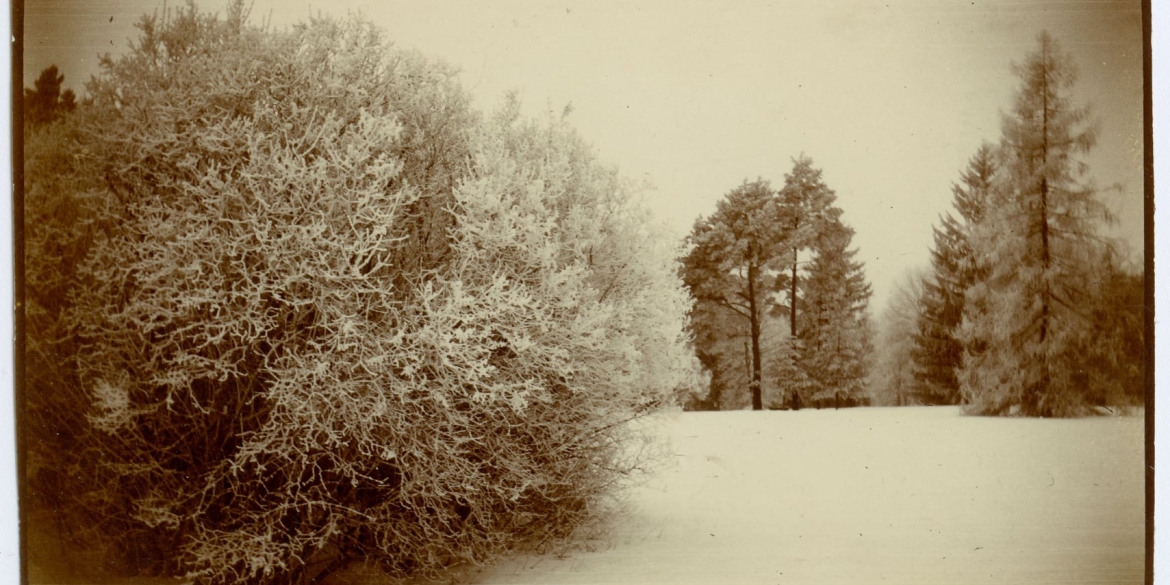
[30,406,1146,584]
[442,407,1145,585]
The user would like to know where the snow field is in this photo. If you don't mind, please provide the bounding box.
[462,406,1145,585]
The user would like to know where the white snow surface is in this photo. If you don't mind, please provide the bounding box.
[450,406,1145,585]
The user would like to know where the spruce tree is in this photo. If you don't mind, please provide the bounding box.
[1076,252,1144,408]
[799,219,874,405]
[958,32,1113,417]
[912,144,995,404]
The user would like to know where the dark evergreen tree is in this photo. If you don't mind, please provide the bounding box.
[1075,251,1145,408]
[24,65,76,126]
[912,144,996,404]
[682,157,873,411]
[799,219,873,405]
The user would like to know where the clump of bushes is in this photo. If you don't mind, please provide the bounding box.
[23,3,693,583]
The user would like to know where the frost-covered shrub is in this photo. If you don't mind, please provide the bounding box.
[32,3,692,584]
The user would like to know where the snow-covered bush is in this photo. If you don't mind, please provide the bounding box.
[28,3,692,583]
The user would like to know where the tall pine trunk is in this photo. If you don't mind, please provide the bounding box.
[748,257,763,410]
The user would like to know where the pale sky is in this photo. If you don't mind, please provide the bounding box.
[23,0,1145,311]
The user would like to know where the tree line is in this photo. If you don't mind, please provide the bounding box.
[680,157,873,411]
[871,31,1145,416]
[681,31,1144,417]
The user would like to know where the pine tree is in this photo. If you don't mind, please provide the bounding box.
[682,157,873,411]
[912,144,995,404]
[776,156,842,406]
[24,65,76,126]
[777,156,838,337]
[958,31,1113,417]
[682,180,789,410]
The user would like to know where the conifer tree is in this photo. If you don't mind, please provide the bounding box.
[775,156,842,406]
[682,157,873,410]
[682,180,788,410]
[912,144,995,404]
[1075,251,1144,407]
[799,219,873,404]
[958,31,1113,417]
[777,156,838,339]
[24,65,76,126]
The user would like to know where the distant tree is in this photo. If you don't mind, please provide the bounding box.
[871,269,929,406]
[958,31,1115,417]
[683,157,873,410]
[798,219,874,405]
[912,144,996,404]
[24,64,76,126]
[682,180,789,410]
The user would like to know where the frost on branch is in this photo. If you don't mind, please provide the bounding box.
[28,4,693,583]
